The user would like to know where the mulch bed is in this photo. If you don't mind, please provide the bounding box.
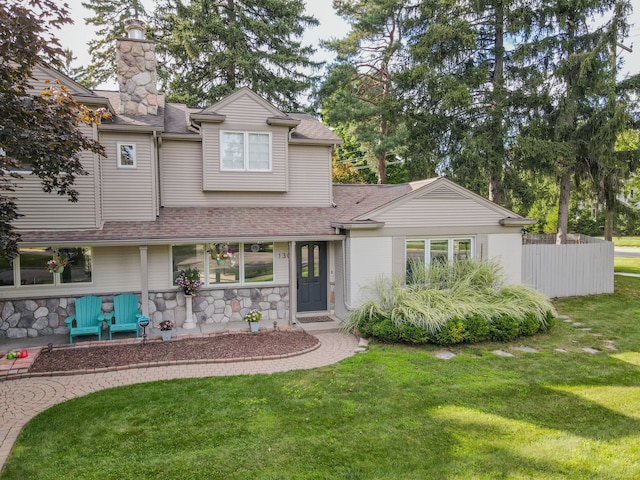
[29,331,319,373]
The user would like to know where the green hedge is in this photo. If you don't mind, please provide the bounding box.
[345,260,556,346]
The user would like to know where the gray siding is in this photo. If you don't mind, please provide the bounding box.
[377,195,505,228]
[202,92,288,192]
[13,125,100,230]
[201,122,288,192]
[29,65,89,96]
[100,131,156,221]
[161,140,332,207]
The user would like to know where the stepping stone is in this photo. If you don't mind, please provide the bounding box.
[513,346,540,353]
[434,350,456,360]
[563,319,574,323]
[579,328,592,331]
[590,333,603,337]
[572,322,584,327]
[354,347,368,353]
[358,338,369,347]
[556,315,570,320]
[581,347,600,354]
[492,350,515,357]
[604,344,618,351]
[554,348,569,353]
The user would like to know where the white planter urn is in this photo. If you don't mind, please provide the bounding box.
[183,294,196,329]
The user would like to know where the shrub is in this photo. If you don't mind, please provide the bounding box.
[463,314,491,343]
[518,313,542,337]
[430,318,466,345]
[489,315,520,342]
[344,260,555,345]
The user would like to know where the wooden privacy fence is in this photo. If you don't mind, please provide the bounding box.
[522,234,614,298]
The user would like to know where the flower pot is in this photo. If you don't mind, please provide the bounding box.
[249,321,260,333]
[55,266,64,273]
[216,259,226,266]
[161,330,173,341]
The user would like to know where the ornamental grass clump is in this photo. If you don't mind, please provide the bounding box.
[344,259,555,345]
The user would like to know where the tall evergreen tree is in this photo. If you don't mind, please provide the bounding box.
[400,0,542,206]
[515,0,638,243]
[317,0,412,184]
[152,0,320,109]
[81,0,148,87]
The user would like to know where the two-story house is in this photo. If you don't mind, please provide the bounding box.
[0,21,534,339]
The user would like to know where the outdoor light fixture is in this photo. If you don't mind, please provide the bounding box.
[47,343,53,354]
[138,316,150,345]
[273,321,278,331]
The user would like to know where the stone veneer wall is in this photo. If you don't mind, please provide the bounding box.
[116,37,158,115]
[0,286,289,340]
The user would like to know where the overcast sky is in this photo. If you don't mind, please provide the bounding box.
[57,0,639,91]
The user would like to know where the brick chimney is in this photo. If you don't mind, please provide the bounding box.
[116,18,158,116]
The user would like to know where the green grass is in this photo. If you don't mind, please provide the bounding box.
[3,277,640,479]
[609,236,640,247]
[614,256,640,274]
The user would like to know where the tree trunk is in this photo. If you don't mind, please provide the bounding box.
[226,0,236,89]
[487,0,505,205]
[556,171,571,244]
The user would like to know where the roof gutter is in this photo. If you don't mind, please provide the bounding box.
[499,217,537,227]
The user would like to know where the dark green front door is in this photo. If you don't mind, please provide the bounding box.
[296,241,327,312]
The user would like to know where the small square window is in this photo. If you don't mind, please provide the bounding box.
[117,143,136,168]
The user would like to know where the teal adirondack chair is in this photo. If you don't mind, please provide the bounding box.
[64,296,103,344]
[105,293,141,340]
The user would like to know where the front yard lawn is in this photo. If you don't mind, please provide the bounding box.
[614,256,640,274]
[3,277,640,479]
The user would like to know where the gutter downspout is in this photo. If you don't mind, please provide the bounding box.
[341,237,354,311]
[154,130,162,213]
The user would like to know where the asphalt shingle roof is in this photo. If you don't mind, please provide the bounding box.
[17,184,417,245]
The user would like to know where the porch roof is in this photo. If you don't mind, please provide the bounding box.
[17,206,346,245]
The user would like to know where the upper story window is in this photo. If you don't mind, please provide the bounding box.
[220,131,271,171]
[117,143,136,168]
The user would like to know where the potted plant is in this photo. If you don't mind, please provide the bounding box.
[159,320,174,341]
[176,268,202,296]
[46,250,71,273]
[244,309,262,333]
[209,243,234,266]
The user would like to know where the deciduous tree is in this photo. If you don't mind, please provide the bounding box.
[0,0,107,260]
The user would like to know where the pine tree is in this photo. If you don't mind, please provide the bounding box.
[317,0,411,184]
[82,0,148,87]
[152,0,320,110]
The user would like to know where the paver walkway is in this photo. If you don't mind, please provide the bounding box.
[0,332,359,471]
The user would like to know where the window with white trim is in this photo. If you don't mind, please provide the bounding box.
[117,143,136,168]
[406,238,473,283]
[171,242,274,287]
[0,247,93,288]
[220,131,271,171]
